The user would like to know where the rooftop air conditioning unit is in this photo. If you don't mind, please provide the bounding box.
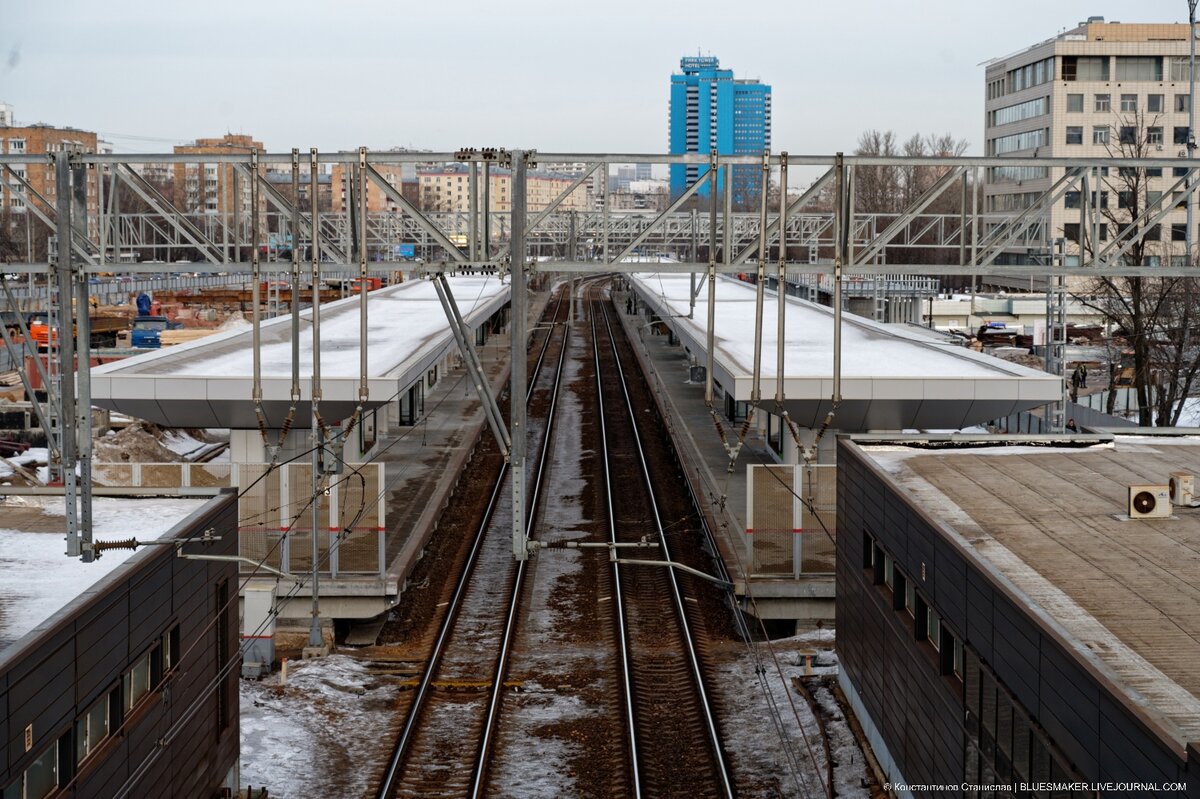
[1128,485,1171,519]
[1169,472,1197,507]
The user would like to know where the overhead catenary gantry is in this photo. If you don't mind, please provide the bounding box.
[1,146,1191,561]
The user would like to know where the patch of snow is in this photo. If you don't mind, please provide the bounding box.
[0,447,48,479]
[0,497,208,649]
[239,654,401,798]
[160,430,209,457]
[717,635,871,799]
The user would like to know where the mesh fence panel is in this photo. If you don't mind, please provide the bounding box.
[141,463,183,487]
[93,463,133,486]
[190,463,232,487]
[800,464,837,574]
[237,464,282,530]
[750,465,796,576]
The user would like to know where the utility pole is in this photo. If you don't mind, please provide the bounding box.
[1189,0,1198,265]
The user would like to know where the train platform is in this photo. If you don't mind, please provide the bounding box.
[618,273,1065,630]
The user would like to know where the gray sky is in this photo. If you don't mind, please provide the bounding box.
[0,0,1192,155]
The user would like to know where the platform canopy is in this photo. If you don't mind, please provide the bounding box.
[630,273,1061,432]
[91,276,509,428]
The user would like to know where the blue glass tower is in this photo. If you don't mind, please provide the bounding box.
[669,56,772,207]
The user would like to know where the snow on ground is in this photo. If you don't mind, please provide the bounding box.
[0,497,208,649]
[717,631,872,799]
[0,447,48,479]
[632,272,1046,380]
[239,654,401,798]
[1176,397,1200,427]
[488,340,595,798]
[160,429,211,457]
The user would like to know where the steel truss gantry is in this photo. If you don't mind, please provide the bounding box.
[2,148,1194,561]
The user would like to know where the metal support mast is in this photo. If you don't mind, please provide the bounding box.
[308,148,324,652]
[510,150,529,560]
[71,154,94,559]
[54,153,81,557]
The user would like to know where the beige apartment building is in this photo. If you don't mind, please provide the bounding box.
[418,167,588,213]
[0,110,100,220]
[330,161,419,214]
[984,17,1196,268]
[172,133,264,216]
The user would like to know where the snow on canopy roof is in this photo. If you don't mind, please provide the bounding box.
[89,276,509,428]
[631,272,1044,380]
[95,276,507,379]
[0,497,210,652]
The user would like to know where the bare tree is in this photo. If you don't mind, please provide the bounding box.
[1070,111,1200,425]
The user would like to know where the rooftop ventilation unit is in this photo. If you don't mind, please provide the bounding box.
[1128,485,1171,519]
[1169,472,1197,507]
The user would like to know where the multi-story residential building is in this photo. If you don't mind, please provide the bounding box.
[668,55,772,207]
[331,160,418,214]
[0,107,99,220]
[172,133,264,216]
[417,165,588,214]
[984,17,1196,268]
[264,170,333,212]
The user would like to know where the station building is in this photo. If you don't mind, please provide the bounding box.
[837,431,1200,797]
[0,493,240,797]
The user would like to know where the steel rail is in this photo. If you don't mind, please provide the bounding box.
[374,289,566,799]
[589,282,644,798]
[596,293,736,799]
[470,285,572,796]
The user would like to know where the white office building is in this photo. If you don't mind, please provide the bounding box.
[984,17,1197,268]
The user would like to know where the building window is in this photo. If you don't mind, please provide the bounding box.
[75,689,115,765]
[991,96,1048,126]
[1178,94,1192,113]
[926,606,942,650]
[7,743,59,799]
[1115,56,1163,81]
[1065,126,1083,145]
[1119,126,1137,145]
[1062,55,1108,81]
[991,128,1048,155]
[1148,127,1164,146]
[1170,56,1195,82]
[904,581,916,617]
[1094,94,1110,113]
[1066,93,1083,113]
[1064,223,1081,243]
[1093,126,1110,145]
[883,553,894,591]
[1173,223,1188,242]
[8,138,25,153]
[1064,191,1081,209]
[1146,167,1163,178]
[1176,126,1191,145]
[123,650,153,714]
[1148,94,1165,113]
[1120,94,1138,113]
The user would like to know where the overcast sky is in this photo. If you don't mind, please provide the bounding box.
[0,0,1192,156]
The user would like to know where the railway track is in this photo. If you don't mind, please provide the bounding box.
[375,288,571,798]
[587,285,734,798]
[377,280,737,797]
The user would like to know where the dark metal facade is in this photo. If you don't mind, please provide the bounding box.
[0,493,239,798]
[836,439,1200,798]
